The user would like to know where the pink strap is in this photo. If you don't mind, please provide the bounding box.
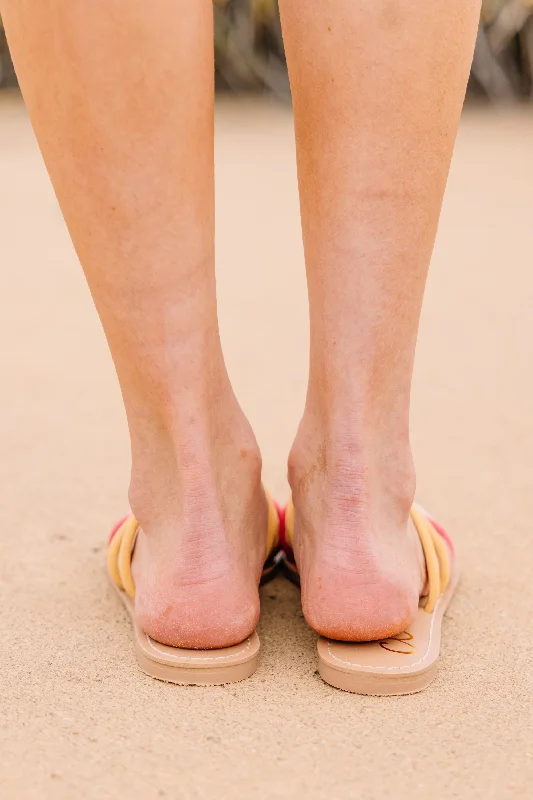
[108,514,131,544]
[426,514,455,557]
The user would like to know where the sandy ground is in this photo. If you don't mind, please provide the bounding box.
[0,91,532,799]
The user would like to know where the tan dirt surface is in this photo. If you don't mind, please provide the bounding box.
[1,92,532,799]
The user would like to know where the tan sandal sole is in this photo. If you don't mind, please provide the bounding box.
[110,579,260,685]
[317,565,460,696]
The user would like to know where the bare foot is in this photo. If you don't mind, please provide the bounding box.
[288,413,426,642]
[129,405,268,650]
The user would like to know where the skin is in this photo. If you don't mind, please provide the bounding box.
[1,0,480,647]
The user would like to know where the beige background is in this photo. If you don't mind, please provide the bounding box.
[0,92,532,798]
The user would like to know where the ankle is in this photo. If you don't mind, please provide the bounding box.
[128,396,263,536]
[288,409,416,526]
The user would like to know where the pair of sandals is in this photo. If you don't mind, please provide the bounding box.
[107,491,457,696]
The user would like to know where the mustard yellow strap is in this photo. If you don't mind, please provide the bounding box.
[106,516,139,599]
[410,505,451,614]
[285,497,295,549]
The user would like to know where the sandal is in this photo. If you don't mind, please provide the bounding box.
[283,499,459,695]
[107,489,281,686]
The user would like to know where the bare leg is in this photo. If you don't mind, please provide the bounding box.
[1,0,267,648]
[279,1,480,639]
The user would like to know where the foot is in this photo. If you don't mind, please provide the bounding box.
[129,400,268,650]
[288,412,426,642]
